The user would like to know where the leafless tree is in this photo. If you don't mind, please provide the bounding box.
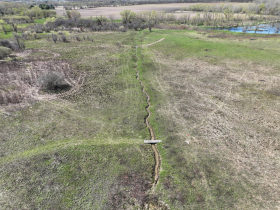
[52,33,58,43]
[9,20,18,33]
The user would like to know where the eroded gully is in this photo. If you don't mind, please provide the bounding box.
[134,39,164,187]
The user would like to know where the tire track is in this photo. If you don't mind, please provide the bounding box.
[135,38,164,186]
[138,38,164,48]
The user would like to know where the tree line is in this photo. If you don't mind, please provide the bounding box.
[60,0,252,9]
[182,1,280,16]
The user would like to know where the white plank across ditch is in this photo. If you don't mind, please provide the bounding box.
[144,140,162,144]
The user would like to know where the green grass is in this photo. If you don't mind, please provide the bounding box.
[136,29,280,209]
[0,31,13,39]
[1,28,280,209]
[0,144,154,209]
[34,18,46,24]
[0,31,155,209]
[148,29,280,67]
[1,32,151,157]
[0,18,46,39]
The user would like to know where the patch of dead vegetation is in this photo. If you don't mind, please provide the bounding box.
[108,172,169,210]
[0,59,83,115]
[151,52,280,208]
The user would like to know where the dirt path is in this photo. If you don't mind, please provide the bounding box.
[138,38,164,48]
[135,38,164,186]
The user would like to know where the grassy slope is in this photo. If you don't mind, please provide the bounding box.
[138,30,280,209]
[0,31,154,209]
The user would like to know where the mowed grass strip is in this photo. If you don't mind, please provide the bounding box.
[149,29,280,67]
[0,138,143,165]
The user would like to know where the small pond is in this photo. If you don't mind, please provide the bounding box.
[212,22,280,34]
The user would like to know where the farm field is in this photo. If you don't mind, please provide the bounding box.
[1,27,280,209]
[55,3,248,18]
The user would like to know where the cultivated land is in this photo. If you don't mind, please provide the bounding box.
[55,3,247,18]
[1,27,280,209]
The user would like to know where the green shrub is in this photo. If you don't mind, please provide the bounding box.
[0,46,11,59]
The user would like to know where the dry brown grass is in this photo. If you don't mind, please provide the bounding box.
[150,51,280,208]
[0,51,83,115]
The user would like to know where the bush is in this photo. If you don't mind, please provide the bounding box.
[39,71,65,91]
[51,33,58,43]
[0,39,16,50]
[32,32,38,39]
[0,46,11,59]
[58,31,65,35]
[60,35,67,42]
[21,33,27,40]
[118,26,126,32]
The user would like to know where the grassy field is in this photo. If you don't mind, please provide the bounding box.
[137,29,280,209]
[0,31,155,209]
[1,28,280,209]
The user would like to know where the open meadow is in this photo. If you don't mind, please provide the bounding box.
[1,5,280,208]
[139,29,280,209]
[0,31,157,209]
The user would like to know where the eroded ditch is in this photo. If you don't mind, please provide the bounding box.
[134,38,171,209]
[135,38,164,187]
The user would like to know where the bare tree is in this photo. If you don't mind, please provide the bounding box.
[13,33,25,50]
[9,20,18,33]
[52,33,58,43]
[70,11,81,22]
[0,19,7,34]
[109,14,115,22]
[120,10,136,24]
[26,10,36,21]
[0,3,7,17]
